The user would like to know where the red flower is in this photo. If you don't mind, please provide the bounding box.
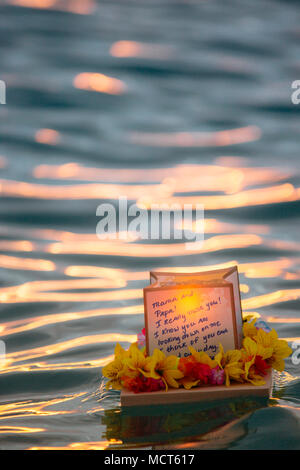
[178,355,197,375]
[179,356,212,384]
[145,377,165,392]
[123,376,145,393]
[123,375,165,393]
[192,363,211,384]
[254,355,270,376]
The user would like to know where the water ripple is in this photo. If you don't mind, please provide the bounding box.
[0,0,299,450]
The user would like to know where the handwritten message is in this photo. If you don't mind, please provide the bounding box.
[144,285,237,358]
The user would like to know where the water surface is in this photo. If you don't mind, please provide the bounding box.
[0,0,300,450]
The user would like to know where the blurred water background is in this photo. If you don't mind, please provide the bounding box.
[0,0,300,450]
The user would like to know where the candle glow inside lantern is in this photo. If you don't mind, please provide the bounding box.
[144,266,243,358]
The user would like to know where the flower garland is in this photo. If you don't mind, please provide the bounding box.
[102,317,292,393]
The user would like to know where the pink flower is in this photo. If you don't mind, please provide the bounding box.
[137,327,146,348]
[209,366,225,385]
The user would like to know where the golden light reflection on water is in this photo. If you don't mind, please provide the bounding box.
[1,162,296,219]
[129,125,261,147]
[6,0,95,14]
[273,371,300,386]
[35,129,60,145]
[285,272,300,280]
[0,393,85,420]
[4,333,136,368]
[138,183,300,211]
[204,219,270,235]
[73,73,126,95]
[0,254,55,272]
[0,249,298,312]
[64,265,147,281]
[0,355,115,375]
[266,316,300,323]
[8,0,57,8]
[0,152,299,446]
[0,179,170,200]
[33,162,290,194]
[0,426,45,434]
[0,241,34,252]
[0,282,142,303]
[239,258,298,279]
[4,175,297,212]
[63,259,300,282]
[0,305,143,337]
[27,440,122,450]
[242,289,300,310]
[0,4,298,451]
[179,218,270,235]
[45,234,262,258]
[110,40,172,59]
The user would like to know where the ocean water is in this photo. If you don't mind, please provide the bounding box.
[0,0,300,450]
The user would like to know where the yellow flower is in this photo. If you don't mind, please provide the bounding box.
[143,349,184,390]
[241,337,272,386]
[102,343,129,390]
[243,317,258,339]
[253,328,278,349]
[179,377,200,390]
[270,339,292,371]
[215,344,244,386]
[242,355,266,386]
[253,328,292,371]
[242,336,273,360]
[123,342,148,377]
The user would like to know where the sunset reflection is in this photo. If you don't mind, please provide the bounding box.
[0,255,55,272]
[0,355,115,375]
[266,316,300,323]
[242,289,300,310]
[1,0,299,453]
[0,305,143,337]
[138,183,299,211]
[7,0,95,14]
[27,440,122,450]
[4,333,136,367]
[0,393,85,420]
[0,241,34,252]
[0,179,170,200]
[35,129,60,145]
[45,234,262,258]
[0,426,45,434]
[110,40,172,59]
[33,162,290,194]
[182,218,270,235]
[239,259,297,278]
[129,126,261,147]
[73,73,126,95]
[0,281,142,303]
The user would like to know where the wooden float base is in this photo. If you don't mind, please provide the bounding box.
[120,372,272,407]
